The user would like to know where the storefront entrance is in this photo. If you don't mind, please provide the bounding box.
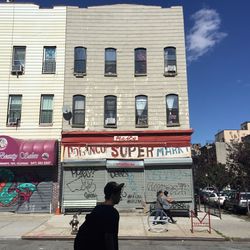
[0,135,57,213]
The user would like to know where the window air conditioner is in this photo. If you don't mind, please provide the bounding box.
[9,121,17,126]
[166,65,176,72]
[105,117,116,125]
[12,65,24,74]
[8,118,19,126]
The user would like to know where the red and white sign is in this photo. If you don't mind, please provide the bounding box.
[114,136,138,142]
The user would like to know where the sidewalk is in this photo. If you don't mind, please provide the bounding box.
[0,211,250,241]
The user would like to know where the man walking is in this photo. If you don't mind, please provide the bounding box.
[74,181,124,250]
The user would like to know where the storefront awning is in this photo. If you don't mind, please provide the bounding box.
[144,158,193,166]
[0,135,57,167]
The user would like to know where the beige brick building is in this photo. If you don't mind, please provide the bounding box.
[61,5,193,212]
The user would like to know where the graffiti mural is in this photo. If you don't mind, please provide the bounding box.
[0,169,37,208]
[108,169,143,206]
[66,168,97,199]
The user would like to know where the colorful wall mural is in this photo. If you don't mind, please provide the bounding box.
[0,168,37,208]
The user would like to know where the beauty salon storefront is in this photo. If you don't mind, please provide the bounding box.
[61,130,194,211]
[0,135,58,213]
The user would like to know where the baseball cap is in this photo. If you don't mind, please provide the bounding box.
[104,181,124,199]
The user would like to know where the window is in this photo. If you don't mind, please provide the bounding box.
[43,46,56,73]
[166,94,179,126]
[105,48,116,75]
[135,48,147,76]
[7,95,22,126]
[12,46,26,74]
[104,95,117,127]
[40,95,53,124]
[135,95,148,127]
[74,47,86,76]
[72,95,85,127]
[164,47,177,76]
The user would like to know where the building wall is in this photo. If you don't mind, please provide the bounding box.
[0,3,66,140]
[215,122,250,143]
[215,142,227,164]
[63,4,190,131]
[214,122,250,164]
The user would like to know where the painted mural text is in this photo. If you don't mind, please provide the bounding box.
[64,146,190,160]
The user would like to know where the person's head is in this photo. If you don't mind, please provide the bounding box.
[164,191,169,196]
[157,190,163,197]
[104,181,124,205]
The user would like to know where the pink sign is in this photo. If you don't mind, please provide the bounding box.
[0,135,57,166]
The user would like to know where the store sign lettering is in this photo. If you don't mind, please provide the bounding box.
[64,146,190,160]
[0,152,18,161]
[114,136,138,141]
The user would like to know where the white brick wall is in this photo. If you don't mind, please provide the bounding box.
[0,3,66,140]
[63,4,190,131]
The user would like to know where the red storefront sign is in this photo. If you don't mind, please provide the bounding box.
[62,130,193,161]
[0,135,57,166]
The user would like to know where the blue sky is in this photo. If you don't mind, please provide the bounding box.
[9,0,250,145]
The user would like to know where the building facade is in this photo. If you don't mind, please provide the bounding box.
[0,3,66,213]
[61,5,193,211]
[0,3,194,213]
[215,121,250,164]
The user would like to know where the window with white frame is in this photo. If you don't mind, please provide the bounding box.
[135,95,148,127]
[42,47,56,73]
[7,95,22,126]
[12,46,26,73]
[134,48,147,76]
[40,95,54,124]
[105,48,117,75]
[166,94,179,126]
[104,95,117,127]
[72,95,85,127]
[164,47,177,76]
[74,47,86,75]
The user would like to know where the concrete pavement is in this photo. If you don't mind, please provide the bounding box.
[0,210,250,241]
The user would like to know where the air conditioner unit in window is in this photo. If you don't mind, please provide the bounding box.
[12,65,24,74]
[105,118,116,125]
[8,118,20,126]
[166,65,176,72]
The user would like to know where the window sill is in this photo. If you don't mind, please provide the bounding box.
[11,72,24,76]
[42,72,56,74]
[167,123,180,127]
[104,125,117,128]
[134,73,147,77]
[104,73,117,77]
[72,125,85,128]
[39,123,53,127]
[164,72,177,77]
[136,125,148,128]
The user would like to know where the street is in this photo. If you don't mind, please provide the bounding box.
[0,240,250,250]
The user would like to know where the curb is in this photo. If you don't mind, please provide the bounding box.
[21,235,227,242]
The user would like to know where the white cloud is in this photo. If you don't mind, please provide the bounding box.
[187,8,227,62]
